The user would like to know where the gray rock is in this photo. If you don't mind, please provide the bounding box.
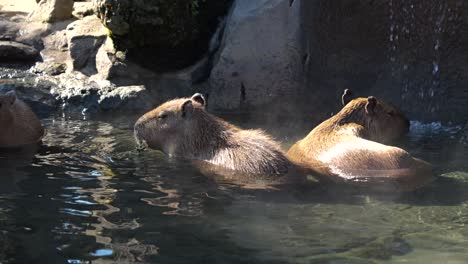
[94,36,117,80]
[0,78,58,115]
[0,41,39,62]
[32,61,67,76]
[99,85,153,111]
[42,30,68,52]
[40,29,69,66]
[206,0,468,123]
[28,0,74,22]
[73,2,94,19]
[48,73,103,112]
[0,20,20,41]
[208,0,302,110]
[66,15,113,76]
[299,0,468,123]
[92,0,232,72]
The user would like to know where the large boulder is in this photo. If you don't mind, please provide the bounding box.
[65,15,115,77]
[207,0,468,123]
[0,41,39,62]
[208,0,302,111]
[299,0,468,123]
[92,0,232,72]
[98,85,153,111]
[28,0,74,22]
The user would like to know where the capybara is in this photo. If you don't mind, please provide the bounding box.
[287,91,432,191]
[0,91,44,148]
[134,93,292,178]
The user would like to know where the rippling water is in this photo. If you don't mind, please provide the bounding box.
[0,114,467,264]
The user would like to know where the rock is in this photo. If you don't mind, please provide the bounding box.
[66,15,113,76]
[40,72,153,113]
[31,61,67,76]
[208,0,302,111]
[0,41,39,62]
[72,2,94,19]
[0,19,20,41]
[348,234,412,260]
[0,78,58,116]
[28,0,74,22]
[94,36,117,80]
[42,30,68,52]
[299,0,468,123]
[49,72,103,112]
[92,0,232,72]
[98,85,153,111]
[40,29,69,65]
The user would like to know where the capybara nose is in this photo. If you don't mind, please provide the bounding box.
[133,120,146,148]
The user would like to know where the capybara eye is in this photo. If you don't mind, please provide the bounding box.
[0,103,2,109]
[387,111,395,116]
[157,113,167,120]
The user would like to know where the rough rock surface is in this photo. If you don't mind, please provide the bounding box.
[28,0,74,22]
[0,78,58,115]
[44,73,148,113]
[66,15,114,77]
[32,61,67,75]
[299,0,468,123]
[92,0,232,72]
[208,0,302,111]
[0,41,39,62]
[206,0,468,123]
[99,85,153,111]
[72,2,94,19]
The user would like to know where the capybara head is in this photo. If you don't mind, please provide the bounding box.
[0,91,17,124]
[134,93,207,151]
[339,95,410,143]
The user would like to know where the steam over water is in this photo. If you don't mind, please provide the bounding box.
[0,114,466,263]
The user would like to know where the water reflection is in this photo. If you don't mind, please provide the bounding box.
[0,115,466,263]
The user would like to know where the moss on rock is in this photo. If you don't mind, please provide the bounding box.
[93,0,232,72]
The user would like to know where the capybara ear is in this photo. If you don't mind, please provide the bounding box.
[5,90,16,105]
[191,93,206,107]
[365,96,377,115]
[341,89,353,106]
[181,99,194,118]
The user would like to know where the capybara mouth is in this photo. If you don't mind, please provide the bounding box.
[135,138,148,152]
[133,127,148,152]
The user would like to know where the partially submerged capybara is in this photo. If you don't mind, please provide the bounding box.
[0,91,44,148]
[134,93,291,177]
[287,90,432,190]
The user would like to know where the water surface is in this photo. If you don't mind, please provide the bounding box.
[0,114,467,264]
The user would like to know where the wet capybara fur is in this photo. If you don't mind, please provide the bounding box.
[287,91,432,191]
[0,91,44,148]
[134,93,291,177]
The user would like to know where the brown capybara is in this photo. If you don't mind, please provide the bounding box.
[287,91,433,191]
[134,93,292,179]
[0,91,45,148]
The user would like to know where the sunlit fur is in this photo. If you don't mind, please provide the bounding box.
[287,97,432,190]
[0,92,44,148]
[134,97,290,176]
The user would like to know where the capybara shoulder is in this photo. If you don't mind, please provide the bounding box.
[0,91,44,148]
[287,91,432,191]
[134,93,290,176]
